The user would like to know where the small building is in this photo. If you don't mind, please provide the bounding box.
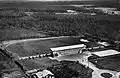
[67,10,76,13]
[97,42,110,46]
[80,39,89,42]
[92,49,120,57]
[34,70,54,78]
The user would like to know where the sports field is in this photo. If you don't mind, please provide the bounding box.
[6,36,84,57]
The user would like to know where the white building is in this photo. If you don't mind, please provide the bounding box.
[92,49,120,57]
[80,39,89,42]
[94,7,116,11]
[97,42,110,46]
[51,44,86,56]
[67,10,76,13]
[35,70,54,78]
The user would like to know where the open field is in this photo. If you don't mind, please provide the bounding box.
[6,36,84,57]
[18,57,60,71]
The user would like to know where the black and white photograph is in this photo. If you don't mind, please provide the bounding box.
[0,0,120,78]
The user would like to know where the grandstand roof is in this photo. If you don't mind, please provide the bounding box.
[50,44,85,51]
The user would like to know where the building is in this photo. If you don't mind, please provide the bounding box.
[97,42,110,47]
[51,44,86,56]
[67,10,76,13]
[80,39,89,42]
[92,49,120,57]
[34,70,54,78]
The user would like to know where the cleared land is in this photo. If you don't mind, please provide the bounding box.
[6,36,84,57]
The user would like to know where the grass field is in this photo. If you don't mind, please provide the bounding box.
[6,36,84,57]
[18,57,59,71]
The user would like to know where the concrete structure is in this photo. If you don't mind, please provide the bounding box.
[51,44,86,56]
[94,7,116,11]
[97,42,110,46]
[92,49,120,57]
[80,39,89,42]
[67,10,76,13]
[35,70,54,78]
[51,44,86,52]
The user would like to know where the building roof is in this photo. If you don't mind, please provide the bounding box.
[80,39,89,42]
[36,70,54,77]
[97,42,110,46]
[50,44,85,52]
[92,49,120,57]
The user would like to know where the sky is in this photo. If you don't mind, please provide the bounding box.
[0,0,117,1]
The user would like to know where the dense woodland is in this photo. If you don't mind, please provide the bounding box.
[47,61,93,78]
[0,7,120,42]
